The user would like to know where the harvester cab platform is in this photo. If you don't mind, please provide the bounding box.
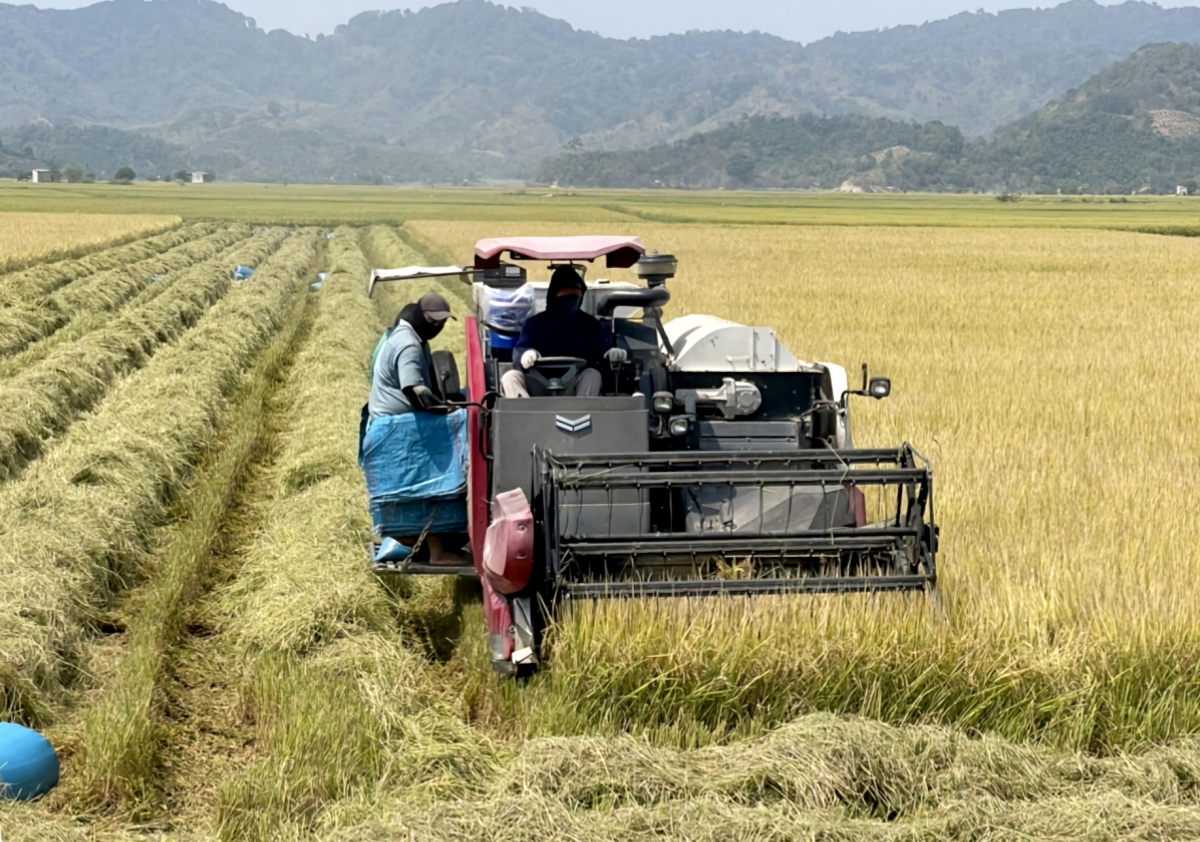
[368,235,937,675]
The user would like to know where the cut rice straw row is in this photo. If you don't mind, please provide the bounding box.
[73,256,316,815]
[0,229,274,380]
[0,229,287,482]
[0,224,253,357]
[215,228,470,841]
[0,220,204,307]
[0,229,320,725]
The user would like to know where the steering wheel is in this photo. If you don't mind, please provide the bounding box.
[524,356,588,395]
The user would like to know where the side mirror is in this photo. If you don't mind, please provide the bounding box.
[843,364,892,403]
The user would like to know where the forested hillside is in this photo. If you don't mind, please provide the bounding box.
[4,0,1200,182]
[541,44,1200,194]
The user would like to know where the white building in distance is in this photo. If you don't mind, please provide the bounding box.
[31,169,51,183]
[191,172,208,184]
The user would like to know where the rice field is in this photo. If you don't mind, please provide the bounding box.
[0,213,181,275]
[2,191,1200,840]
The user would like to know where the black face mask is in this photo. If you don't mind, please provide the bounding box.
[404,308,444,342]
[414,319,444,341]
[555,296,582,318]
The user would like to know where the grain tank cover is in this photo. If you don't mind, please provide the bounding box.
[664,314,806,372]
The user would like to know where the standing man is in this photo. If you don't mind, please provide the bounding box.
[369,292,454,418]
[500,265,626,398]
[363,291,467,565]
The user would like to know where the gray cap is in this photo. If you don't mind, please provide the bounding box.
[418,291,456,321]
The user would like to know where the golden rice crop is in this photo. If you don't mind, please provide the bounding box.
[0,214,185,290]
[406,220,1200,752]
[0,224,254,357]
[360,224,471,363]
[0,228,285,482]
[0,230,319,724]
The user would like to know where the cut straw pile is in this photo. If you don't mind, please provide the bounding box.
[0,229,275,380]
[288,711,1200,841]
[0,224,251,357]
[0,229,319,725]
[0,229,285,481]
[0,221,203,307]
[74,256,315,814]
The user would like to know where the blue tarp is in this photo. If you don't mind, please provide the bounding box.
[359,409,468,503]
[359,408,469,537]
[370,498,468,537]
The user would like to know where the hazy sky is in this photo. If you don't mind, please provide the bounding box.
[33,0,1200,43]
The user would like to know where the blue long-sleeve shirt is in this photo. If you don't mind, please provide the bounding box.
[513,309,611,368]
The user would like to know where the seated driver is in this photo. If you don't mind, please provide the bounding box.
[500,264,626,398]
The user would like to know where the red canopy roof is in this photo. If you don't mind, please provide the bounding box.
[474,236,645,270]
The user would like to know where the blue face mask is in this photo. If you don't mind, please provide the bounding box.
[556,296,581,317]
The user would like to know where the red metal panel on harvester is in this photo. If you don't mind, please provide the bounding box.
[464,316,515,662]
[483,488,533,594]
[465,316,489,564]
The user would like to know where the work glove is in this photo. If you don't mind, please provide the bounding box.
[404,384,444,412]
[520,349,541,370]
[604,347,628,364]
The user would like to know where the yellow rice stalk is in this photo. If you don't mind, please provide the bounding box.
[0,212,181,276]
[407,220,1200,752]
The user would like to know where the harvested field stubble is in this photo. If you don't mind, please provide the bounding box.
[0,212,182,276]
[408,220,1200,752]
[0,223,250,357]
[0,218,194,305]
[216,229,480,841]
[75,261,314,814]
[0,229,285,480]
[0,230,319,725]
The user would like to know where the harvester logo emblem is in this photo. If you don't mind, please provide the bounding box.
[555,415,591,434]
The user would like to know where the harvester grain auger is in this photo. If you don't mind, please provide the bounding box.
[368,237,937,675]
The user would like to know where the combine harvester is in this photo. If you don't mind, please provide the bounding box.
[369,237,937,675]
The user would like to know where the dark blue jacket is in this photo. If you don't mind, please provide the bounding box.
[513,267,611,368]
[513,308,610,368]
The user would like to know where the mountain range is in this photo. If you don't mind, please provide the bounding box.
[2,0,1200,187]
[541,43,1200,194]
